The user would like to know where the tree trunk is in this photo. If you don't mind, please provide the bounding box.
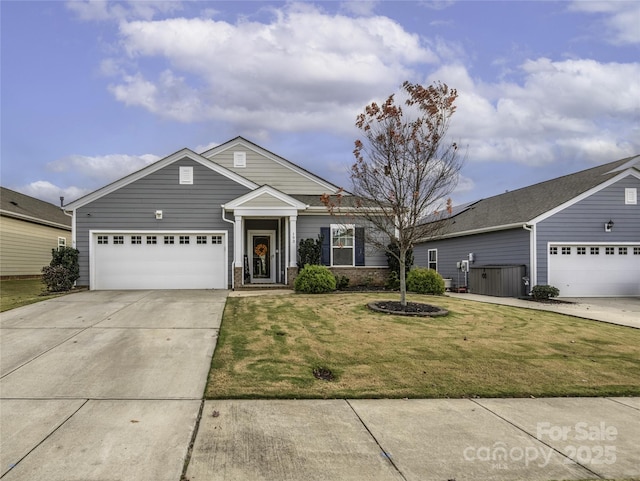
[399,254,407,307]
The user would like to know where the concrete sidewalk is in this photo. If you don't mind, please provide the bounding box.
[186,397,640,481]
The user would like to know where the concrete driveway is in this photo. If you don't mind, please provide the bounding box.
[0,289,227,480]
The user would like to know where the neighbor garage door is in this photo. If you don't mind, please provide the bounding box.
[93,233,226,289]
[548,244,640,297]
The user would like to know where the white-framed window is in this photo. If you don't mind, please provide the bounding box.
[428,249,437,270]
[590,247,599,255]
[164,235,175,245]
[113,235,124,245]
[625,188,637,205]
[179,235,190,245]
[605,247,615,255]
[146,236,157,245]
[58,237,66,248]
[211,235,223,244]
[97,235,108,245]
[576,247,586,255]
[619,247,628,255]
[331,224,354,266]
[549,246,558,255]
[561,246,571,255]
[179,166,193,185]
[131,235,142,245]
[197,235,207,244]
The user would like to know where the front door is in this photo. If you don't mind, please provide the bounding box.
[249,231,276,283]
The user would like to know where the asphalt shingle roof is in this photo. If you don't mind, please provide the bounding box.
[440,155,639,235]
[1,187,71,228]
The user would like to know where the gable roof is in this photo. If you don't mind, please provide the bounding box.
[64,148,258,210]
[434,155,640,237]
[223,185,308,210]
[1,187,71,229]
[201,136,342,195]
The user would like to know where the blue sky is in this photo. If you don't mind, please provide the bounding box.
[2,1,639,206]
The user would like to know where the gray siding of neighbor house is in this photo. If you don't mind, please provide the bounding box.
[296,215,387,266]
[535,175,640,285]
[75,158,251,286]
[414,228,530,289]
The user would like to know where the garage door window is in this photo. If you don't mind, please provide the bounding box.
[561,247,571,255]
[164,236,175,245]
[113,236,124,245]
[131,236,142,245]
[211,235,222,244]
[146,236,157,245]
[635,247,640,255]
[618,247,627,255]
[180,235,190,245]
[197,236,207,244]
[550,246,558,255]
[98,235,108,245]
[606,247,615,255]
[590,247,599,255]
[577,247,586,255]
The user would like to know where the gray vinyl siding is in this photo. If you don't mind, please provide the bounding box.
[75,158,251,287]
[207,149,332,195]
[297,215,387,266]
[414,228,530,289]
[535,175,640,285]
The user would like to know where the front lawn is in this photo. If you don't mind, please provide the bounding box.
[205,293,640,399]
[0,279,65,312]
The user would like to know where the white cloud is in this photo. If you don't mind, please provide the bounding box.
[66,0,183,22]
[569,1,640,45]
[47,153,160,182]
[339,1,379,16]
[17,181,91,206]
[106,4,437,131]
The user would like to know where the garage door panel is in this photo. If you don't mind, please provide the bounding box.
[548,245,640,297]
[93,234,225,290]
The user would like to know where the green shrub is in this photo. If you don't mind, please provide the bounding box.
[42,246,79,292]
[334,274,350,290]
[297,236,323,268]
[42,265,74,292]
[532,285,560,300]
[406,267,445,295]
[294,265,337,294]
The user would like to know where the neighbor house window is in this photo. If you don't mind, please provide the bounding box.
[164,236,175,245]
[331,224,354,266]
[113,235,124,245]
[131,235,142,245]
[58,237,66,248]
[97,235,108,245]
[211,235,223,244]
[428,249,437,270]
[146,236,157,245]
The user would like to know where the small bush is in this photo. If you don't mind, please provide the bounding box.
[334,274,350,290]
[532,285,560,300]
[294,265,337,294]
[297,236,323,268]
[42,265,74,292]
[49,246,80,283]
[406,268,445,295]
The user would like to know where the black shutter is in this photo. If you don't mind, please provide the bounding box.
[355,227,365,266]
[320,227,330,266]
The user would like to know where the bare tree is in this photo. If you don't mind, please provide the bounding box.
[326,81,463,307]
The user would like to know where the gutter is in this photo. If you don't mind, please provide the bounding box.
[220,207,235,290]
[1,209,71,230]
[416,222,526,243]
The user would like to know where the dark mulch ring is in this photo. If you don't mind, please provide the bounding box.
[368,301,449,317]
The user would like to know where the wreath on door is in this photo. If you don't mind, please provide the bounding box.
[255,243,268,257]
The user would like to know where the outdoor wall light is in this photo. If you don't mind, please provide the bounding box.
[604,219,614,232]
[155,210,163,220]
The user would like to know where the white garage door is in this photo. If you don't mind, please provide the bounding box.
[548,244,640,297]
[93,233,226,290]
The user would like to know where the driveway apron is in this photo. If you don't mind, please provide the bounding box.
[0,289,227,481]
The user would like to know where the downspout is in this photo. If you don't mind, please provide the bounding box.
[221,207,235,290]
[522,224,535,293]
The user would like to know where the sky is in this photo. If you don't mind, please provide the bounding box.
[1,0,639,207]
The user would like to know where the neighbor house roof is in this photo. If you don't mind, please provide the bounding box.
[1,187,71,229]
[430,155,640,237]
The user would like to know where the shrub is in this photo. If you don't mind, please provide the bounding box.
[532,285,560,300]
[42,246,80,292]
[294,265,337,293]
[385,242,414,278]
[334,274,350,290]
[297,236,323,268]
[406,267,445,295]
[42,265,74,292]
[385,271,400,290]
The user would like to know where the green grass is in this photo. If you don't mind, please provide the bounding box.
[0,279,67,312]
[205,292,640,399]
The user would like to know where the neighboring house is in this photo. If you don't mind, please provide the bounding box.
[0,187,72,279]
[414,156,640,297]
[63,137,388,290]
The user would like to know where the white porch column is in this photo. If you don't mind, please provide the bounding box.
[289,215,297,267]
[234,215,243,266]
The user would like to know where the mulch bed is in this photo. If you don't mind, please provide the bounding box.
[367,300,449,317]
